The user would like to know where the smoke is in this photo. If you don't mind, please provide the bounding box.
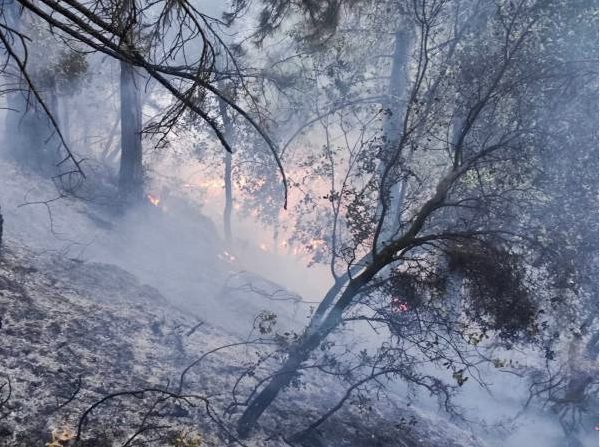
[0,1,596,446]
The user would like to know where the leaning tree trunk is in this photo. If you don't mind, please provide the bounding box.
[237,271,373,436]
[237,344,309,437]
[118,60,144,201]
[308,29,413,330]
[236,140,456,435]
[238,32,415,436]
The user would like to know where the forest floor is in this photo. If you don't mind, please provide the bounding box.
[0,160,489,446]
[0,241,488,447]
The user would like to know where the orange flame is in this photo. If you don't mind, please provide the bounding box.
[147,194,160,206]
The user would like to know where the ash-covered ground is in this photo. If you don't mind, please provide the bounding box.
[0,242,486,447]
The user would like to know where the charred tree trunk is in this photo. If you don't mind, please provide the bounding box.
[118,60,143,201]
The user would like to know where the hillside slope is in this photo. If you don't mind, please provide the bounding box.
[0,242,487,447]
[0,160,488,446]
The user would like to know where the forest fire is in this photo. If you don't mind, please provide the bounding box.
[147,194,160,206]
[196,179,225,189]
[306,238,325,251]
[0,0,589,444]
[391,298,409,313]
[219,250,236,263]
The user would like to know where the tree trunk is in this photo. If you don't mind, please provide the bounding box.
[237,273,372,436]
[61,96,71,150]
[272,220,279,254]
[218,95,235,242]
[382,29,412,150]
[237,22,415,439]
[378,27,413,242]
[118,60,143,201]
[224,151,233,241]
[237,346,307,437]
[2,0,24,164]
[236,144,453,435]
[0,205,3,257]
